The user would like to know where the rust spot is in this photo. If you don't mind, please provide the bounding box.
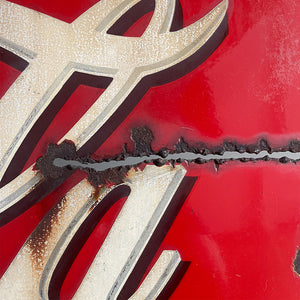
[87,166,129,187]
[131,126,153,156]
[175,137,192,153]
[88,186,113,213]
[92,187,101,202]
[293,249,300,276]
[83,126,154,186]
[27,196,67,272]
[35,127,154,187]
[35,140,77,180]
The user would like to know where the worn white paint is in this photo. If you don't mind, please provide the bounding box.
[0,165,185,299]
[0,0,228,216]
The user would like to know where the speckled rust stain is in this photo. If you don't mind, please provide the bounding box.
[27,196,67,272]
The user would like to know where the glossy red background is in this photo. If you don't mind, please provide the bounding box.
[1,0,300,299]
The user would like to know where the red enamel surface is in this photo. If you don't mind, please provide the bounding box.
[1,0,300,299]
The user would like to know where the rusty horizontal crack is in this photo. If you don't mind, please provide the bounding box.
[54,150,300,171]
[35,126,300,187]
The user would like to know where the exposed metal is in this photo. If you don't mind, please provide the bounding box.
[54,150,300,172]
[44,127,300,186]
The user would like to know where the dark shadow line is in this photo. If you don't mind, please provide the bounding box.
[117,176,197,299]
[48,185,131,300]
[0,47,28,71]
[157,261,191,300]
[170,0,183,32]
[0,72,112,187]
[107,0,155,36]
[0,10,228,226]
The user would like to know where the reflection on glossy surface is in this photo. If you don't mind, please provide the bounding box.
[1,0,300,299]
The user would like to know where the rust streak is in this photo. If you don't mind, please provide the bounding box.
[27,196,67,273]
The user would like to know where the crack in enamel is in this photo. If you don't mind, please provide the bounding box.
[35,126,300,187]
[54,150,300,172]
